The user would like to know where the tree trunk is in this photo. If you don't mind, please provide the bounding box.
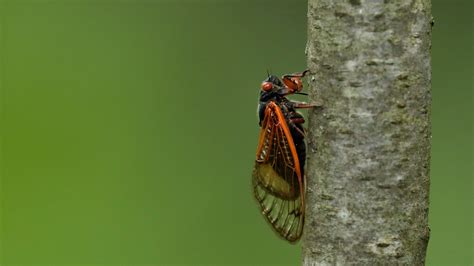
[303,0,432,265]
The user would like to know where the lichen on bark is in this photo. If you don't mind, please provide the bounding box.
[303,0,432,265]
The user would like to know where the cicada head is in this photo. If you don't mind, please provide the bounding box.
[261,75,283,92]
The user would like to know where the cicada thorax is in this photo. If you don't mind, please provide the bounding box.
[252,100,306,242]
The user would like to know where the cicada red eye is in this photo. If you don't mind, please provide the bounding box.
[261,82,273,91]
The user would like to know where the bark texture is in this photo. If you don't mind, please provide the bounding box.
[303,0,432,265]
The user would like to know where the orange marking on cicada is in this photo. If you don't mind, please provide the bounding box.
[256,107,275,163]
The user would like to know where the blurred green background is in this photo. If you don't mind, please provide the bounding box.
[0,0,471,265]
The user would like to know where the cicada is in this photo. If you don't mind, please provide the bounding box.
[252,69,317,243]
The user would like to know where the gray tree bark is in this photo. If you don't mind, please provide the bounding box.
[303,0,432,265]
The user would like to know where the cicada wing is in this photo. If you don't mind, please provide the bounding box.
[252,102,305,242]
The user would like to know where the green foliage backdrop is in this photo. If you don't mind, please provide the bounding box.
[0,0,471,265]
